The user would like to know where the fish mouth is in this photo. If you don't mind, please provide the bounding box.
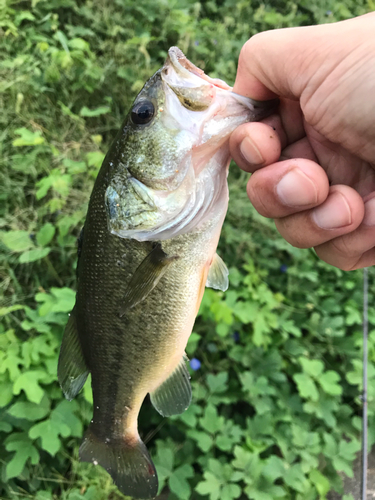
[162,47,279,117]
[164,47,231,90]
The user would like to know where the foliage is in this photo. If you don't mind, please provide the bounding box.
[0,0,374,499]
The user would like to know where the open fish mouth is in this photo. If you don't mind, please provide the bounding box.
[105,46,279,243]
[164,46,232,90]
[163,46,279,116]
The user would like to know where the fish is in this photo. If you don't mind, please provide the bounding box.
[57,47,278,499]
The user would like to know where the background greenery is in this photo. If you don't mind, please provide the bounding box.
[1,0,375,499]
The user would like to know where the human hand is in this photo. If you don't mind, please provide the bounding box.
[229,13,375,270]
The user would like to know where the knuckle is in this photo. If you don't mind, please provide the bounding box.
[275,218,311,249]
[247,182,270,217]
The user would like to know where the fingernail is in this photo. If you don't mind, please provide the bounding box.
[276,168,318,207]
[363,197,375,226]
[312,192,352,229]
[240,137,264,165]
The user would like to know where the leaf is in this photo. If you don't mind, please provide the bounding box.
[36,223,55,247]
[62,158,86,174]
[196,471,221,500]
[19,247,51,263]
[309,469,330,497]
[29,418,70,456]
[221,483,241,500]
[293,373,319,401]
[51,287,76,312]
[200,404,224,434]
[13,370,47,403]
[52,400,83,437]
[13,127,45,146]
[0,305,24,316]
[80,105,111,117]
[233,301,256,323]
[7,397,50,421]
[86,151,105,169]
[283,464,306,492]
[0,380,13,407]
[206,372,228,393]
[186,430,213,452]
[318,370,342,395]
[5,433,39,479]
[262,455,285,482]
[1,230,33,252]
[0,422,12,432]
[299,358,324,377]
[169,464,194,500]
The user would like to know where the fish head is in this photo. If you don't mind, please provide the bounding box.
[105,47,278,241]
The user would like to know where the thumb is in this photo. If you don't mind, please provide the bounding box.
[233,13,375,102]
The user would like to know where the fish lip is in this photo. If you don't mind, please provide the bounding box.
[163,46,231,90]
[163,47,279,116]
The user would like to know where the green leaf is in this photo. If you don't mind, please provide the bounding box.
[19,247,51,263]
[200,404,224,434]
[196,471,221,500]
[7,397,50,421]
[283,464,306,492]
[29,418,70,456]
[169,464,194,500]
[309,469,330,497]
[51,287,76,312]
[80,105,111,117]
[0,422,12,432]
[36,223,55,247]
[13,127,45,146]
[1,230,33,252]
[318,370,342,395]
[52,399,83,437]
[262,455,285,482]
[0,380,13,407]
[5,433,39,479]
[293,373,319,401]
[13,370,47,403]
[186,430,213,452]
[86,151,105,169]
[221,483,241,500]
[206,372,228,393]
[62,158,86,174]
[0,305,24,316]
[299,358,324,377]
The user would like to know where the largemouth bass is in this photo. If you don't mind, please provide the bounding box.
[58,47,277,499]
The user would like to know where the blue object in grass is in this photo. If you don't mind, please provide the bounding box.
[190,358,201,371]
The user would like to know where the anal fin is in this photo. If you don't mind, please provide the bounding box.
[206,253,229,292]
[119,243,178,317]
[150,356,192,417]
[58,307,89,401]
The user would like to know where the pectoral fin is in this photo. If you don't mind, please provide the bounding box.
[206,253,229,292]
[150,356,192,417]
[119,243,178,317]
[58,307,89,401]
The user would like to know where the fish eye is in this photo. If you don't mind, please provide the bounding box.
[131,100,155,125]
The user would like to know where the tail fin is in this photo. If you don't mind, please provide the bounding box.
[80,426,158,499]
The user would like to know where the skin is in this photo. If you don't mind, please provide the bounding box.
[229,13,375,271]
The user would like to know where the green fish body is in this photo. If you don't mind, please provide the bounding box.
[58,47,277,499]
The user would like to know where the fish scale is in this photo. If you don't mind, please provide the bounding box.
[58,46,278,499]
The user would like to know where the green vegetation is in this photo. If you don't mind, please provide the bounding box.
[1,0,374,499]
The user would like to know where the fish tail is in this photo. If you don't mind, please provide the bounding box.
[79,425,158,499]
